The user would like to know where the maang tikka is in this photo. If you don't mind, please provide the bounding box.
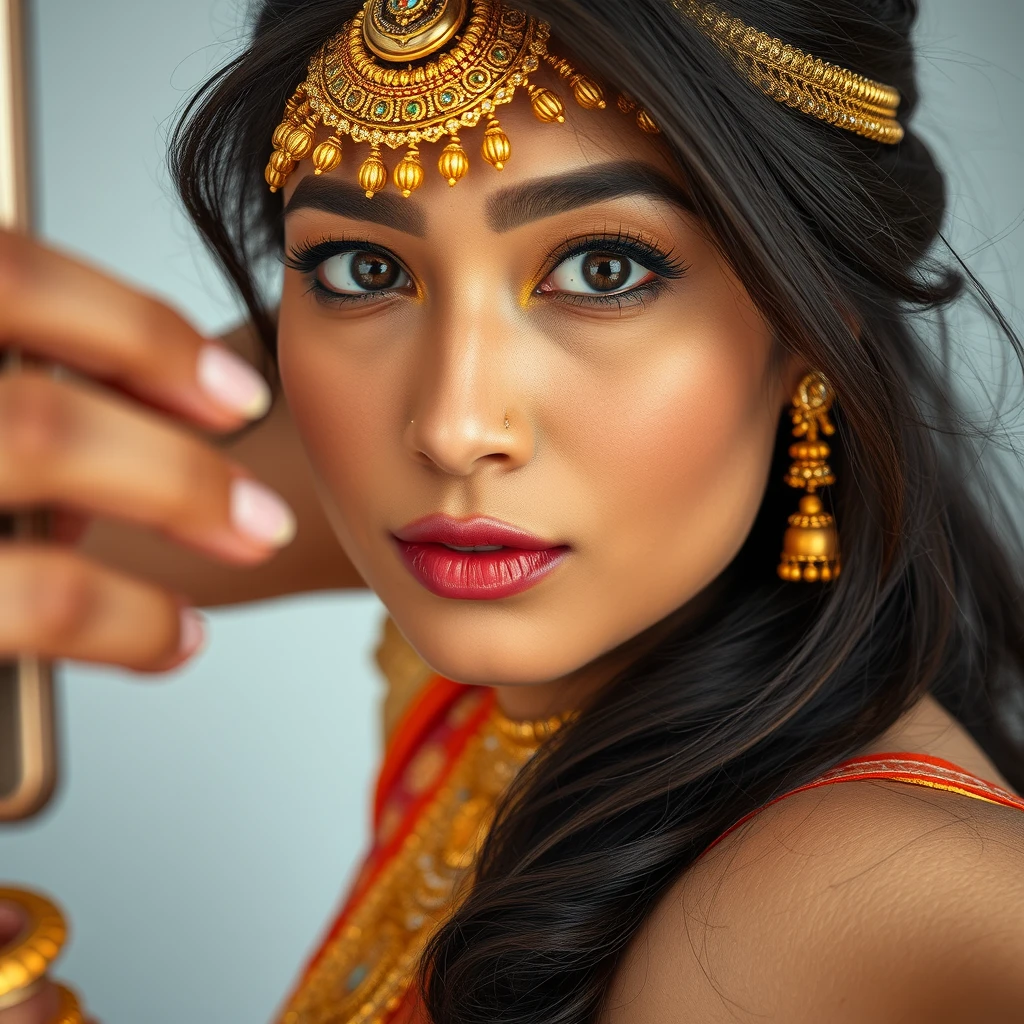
[265,0,631,199]
[777,372,841,583]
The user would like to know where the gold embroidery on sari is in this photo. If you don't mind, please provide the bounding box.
[278,698,566,1024]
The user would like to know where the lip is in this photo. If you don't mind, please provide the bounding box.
[392,514,570,600]
[394,514,560,550]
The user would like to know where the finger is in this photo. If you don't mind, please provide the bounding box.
[0,901,23,945]
[0,230,271,432]
[0,545,205,673]
[0,981,59,1024]
[0,373,296,564]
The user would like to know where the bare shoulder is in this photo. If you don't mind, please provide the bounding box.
[603,780,1024,1023]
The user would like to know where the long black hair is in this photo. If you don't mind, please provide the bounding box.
[171,2,1024,1021]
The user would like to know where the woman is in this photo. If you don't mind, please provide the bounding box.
[1,0,1023,1021]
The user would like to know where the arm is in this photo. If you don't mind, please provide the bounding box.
[77,321,366,608]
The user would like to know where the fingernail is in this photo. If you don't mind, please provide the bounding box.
[196,344,272,420]
[230,478,297,547]
[179,608,206,657]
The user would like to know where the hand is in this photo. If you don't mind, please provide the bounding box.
[0,229,297,671]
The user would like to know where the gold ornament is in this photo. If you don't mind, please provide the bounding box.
[363,0,468,61]
[546,54,606,110]
[438,134,470,186]
[265,165,289,192]
[311,134,344,175]
[269,150,296,176]
[266,0,906,199]
[777,372,842,583]
[614,92,661,134]
[0,887,66,1004]
[272,119,295,150]
[284,121,316,161]
[481,116,512,170]
[526,84,566,124]
[266,0,600,198]
[636,108,661,134]
[394,144,426,196]
[52,984,86,1024]
[358,144,389,197]
[678,0,904,144]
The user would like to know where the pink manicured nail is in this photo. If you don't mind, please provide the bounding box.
[178,608,206,657]
[196,344,272,419]
[230,478,297,547]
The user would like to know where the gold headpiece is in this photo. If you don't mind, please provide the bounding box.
[679,1,904,145]
[266,0,903,198]
[265,0,608,198]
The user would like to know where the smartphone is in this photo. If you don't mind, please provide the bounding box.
[0,0,59,822]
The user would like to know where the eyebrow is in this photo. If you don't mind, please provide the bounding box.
[486,160,692,234]
[284,175,427,237]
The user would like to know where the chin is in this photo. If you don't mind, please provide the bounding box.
[390,611,596,688]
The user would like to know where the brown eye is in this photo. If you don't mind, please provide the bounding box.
[352,253,400,289]
[581,252,630,292]
[541,250,657,298]
[319,250,410,295]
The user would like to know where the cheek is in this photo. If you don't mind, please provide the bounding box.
[554,296,779,627]
[276,289,407,561]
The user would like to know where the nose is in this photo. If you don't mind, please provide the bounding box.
[405,309,534,477]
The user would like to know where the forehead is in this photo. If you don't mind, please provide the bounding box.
[282,77,688,234]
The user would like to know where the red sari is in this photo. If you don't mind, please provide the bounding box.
[275,662,1024,1024]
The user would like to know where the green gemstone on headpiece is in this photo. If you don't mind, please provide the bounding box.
[441,91,454,104]
[493,47,508,62]
[406,101,422,116]
[374,102,388,116]
[470,72,485,84]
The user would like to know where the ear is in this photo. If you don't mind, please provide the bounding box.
[775,311,861,409]
[775,348,808,410]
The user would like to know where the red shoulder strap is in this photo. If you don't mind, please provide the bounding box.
[704,751,1024,855]
[794,752,1024,808]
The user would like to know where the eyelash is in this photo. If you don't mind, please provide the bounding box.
[537,230,690,309]
[282,231,689,309]
[283,238,404,306]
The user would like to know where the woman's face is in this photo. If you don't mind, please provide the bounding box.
[278,82,801,706]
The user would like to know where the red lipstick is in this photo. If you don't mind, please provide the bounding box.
[392,515,569,600]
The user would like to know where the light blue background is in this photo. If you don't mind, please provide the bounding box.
[1,2,1023,1022]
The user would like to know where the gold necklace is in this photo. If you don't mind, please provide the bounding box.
[278,694,567,1024]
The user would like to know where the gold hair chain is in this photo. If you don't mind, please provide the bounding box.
[266,0,903,198]
[678,1,904,144]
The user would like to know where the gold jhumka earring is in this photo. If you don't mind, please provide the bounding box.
[777,372,841,583]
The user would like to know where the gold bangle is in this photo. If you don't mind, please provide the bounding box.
[0,887,68,1002]
[52,982,86,1024]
